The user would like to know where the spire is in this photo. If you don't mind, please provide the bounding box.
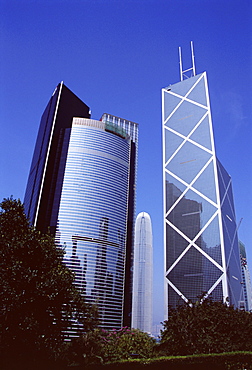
[179,41,196,81]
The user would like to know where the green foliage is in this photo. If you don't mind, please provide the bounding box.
[0,197,98,366]
[68,328,104,365]
[69,327,156,365]
[101,327,156,363]
[158,298,252,356]
[84,352,252,370]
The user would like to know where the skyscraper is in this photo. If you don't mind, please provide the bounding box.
[132,212,153,334]
[24,82,138,332]
[162,48,243,318]
[239,241,252,311]
[101,113,138,328]
[24,82,91,232]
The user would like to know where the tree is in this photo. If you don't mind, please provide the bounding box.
[0,198,98,366]
[69,327,156,365]
[159,298,252,356]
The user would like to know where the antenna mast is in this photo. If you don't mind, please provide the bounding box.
[179,41,196,81]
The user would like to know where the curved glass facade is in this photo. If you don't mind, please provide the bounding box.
[55,118,131,330]
[162,72,243,317]
[101,113,138,327]
[132,212,153,334]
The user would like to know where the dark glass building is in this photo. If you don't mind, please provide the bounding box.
[162,72,244,318]
[24,83,138,333]
[24,82,91,232]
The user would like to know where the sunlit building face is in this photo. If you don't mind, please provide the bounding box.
[55,117,131,332]
[132,212,153,334]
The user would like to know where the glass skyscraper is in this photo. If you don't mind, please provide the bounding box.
[132,212,153,334]
[100,113,138,327]
[239,241,252,311]
[24,82,138,332]
[24,82,91,232]
[162,71,243,318]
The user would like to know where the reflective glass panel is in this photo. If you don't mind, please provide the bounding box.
[192,160,217,203]
[164,128,184,163]
[166,223,190,270]
[167,188,217,240]
[189,115,212,150]
[167,141,212,184]
[163,91,182,121]
[187,75,207,106]
[168,73,203,97]
[195,214,222,266]
[165,100,207,137]
[55,124,131,330]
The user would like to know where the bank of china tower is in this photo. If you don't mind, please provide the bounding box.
[162,61,243,317]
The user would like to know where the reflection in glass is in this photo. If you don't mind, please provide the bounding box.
[162,72,243,315]
[55,118,133,332]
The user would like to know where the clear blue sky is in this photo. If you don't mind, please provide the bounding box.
[1,0,251,325]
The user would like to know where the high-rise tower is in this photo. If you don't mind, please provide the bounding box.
[132,212,153,334]
[24,83,138,332]
[162,45,243,318]
[239,241,252,311]
[24,83,91,232]
[101,113,138,327]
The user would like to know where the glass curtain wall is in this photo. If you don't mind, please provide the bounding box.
[55,118,131,333]
[132,212,153,334]
[162,72,243,317]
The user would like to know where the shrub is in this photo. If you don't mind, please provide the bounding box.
[69,327,156,365]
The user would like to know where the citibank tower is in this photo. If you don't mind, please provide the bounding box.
[24,83,138,332]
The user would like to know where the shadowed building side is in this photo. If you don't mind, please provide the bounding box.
[24,82,91,233]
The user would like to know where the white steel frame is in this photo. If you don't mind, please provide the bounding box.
[179,41,196,81]
[162,72,229,319]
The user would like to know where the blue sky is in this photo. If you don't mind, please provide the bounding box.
[1,0,251,325]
